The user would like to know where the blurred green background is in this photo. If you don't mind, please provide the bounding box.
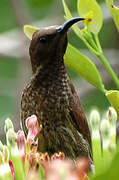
[0,0,119,134]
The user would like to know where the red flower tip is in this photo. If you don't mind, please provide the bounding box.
[88,18,92,23]
[111,4,114,8]
[17,130,26,164]
[9,160,15,180]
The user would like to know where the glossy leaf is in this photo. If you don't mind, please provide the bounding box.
[24,25,39,40]
[106,90,119,118]
[110,5,119,32]
[64,43,103,90]
[77,0,103,34]
[62,0,83,38]
[106,0,119,32]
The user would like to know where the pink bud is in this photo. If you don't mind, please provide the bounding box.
[26,115,38,129]
[26,115,40,146]
[17,130,26,164]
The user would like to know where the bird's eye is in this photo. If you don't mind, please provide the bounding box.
[39,36,47,43]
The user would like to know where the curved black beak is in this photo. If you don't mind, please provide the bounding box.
[57,17,85,34]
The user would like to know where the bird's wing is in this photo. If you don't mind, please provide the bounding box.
[67,74,92,151]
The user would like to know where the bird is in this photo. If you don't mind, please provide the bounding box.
[21,17,92,160]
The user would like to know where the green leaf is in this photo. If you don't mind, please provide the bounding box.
[77,0,103,34]
[62,0,83,38]
[91,148,119,180]
[106,90,119,118]
[10,150,25,180]
[24,25,39,40]
[64,43,103,90]
[105,0,113,7]
[110,5,119,32]
[38,165,45,180]
[106,0,119,32]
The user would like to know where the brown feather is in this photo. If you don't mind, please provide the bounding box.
[67,74,92,150]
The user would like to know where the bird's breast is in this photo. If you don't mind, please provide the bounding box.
[21,65,72,126]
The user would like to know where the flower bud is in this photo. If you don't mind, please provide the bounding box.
[0,151,4,165]
[100,119,111,140]
[108,141,116,153]
[108,107,117,125]
[17,130,26,164]
[3,146,9,163]
[26,115,40,146]
[0,141,3,153]
[6,129,17,147]
[89,110,102,173]
[90,109,100,130]
[8,130,25,180]
[26,115,38,130]
[4,118,14,134]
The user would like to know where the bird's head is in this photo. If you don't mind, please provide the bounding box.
[24,17,84,73]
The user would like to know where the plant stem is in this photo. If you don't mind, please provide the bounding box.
[88,36,99,51]
[73,29,99,56]
[92,132,103,174]
[98,53,119,89]
[94,34,103,53]
[100,87,107,94]
[82,34,119,89]
[81,37,99,56]
[74,29,119,89]
[94,35,119,88]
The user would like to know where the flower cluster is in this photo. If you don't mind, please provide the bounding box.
[89,107,117,174]
[0,106,118,180]
[0,115,89,180]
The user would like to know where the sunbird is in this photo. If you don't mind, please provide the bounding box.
[21,17,92,160]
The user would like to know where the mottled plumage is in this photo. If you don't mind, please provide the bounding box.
[21,18,92,160]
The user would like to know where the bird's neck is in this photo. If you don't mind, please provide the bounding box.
[32,58,68,91]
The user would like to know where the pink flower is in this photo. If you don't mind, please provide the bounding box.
[45,158,90,180]
[26,170,39,180]
[9,160,15,180]
[27,147,37,168]
[51,152,65,161]
[45,159,74,180]
[26,115,40,146]
[74,158,90,180]
[76,157,90,173]
[17,130,26,164]
[38,152,50,164]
